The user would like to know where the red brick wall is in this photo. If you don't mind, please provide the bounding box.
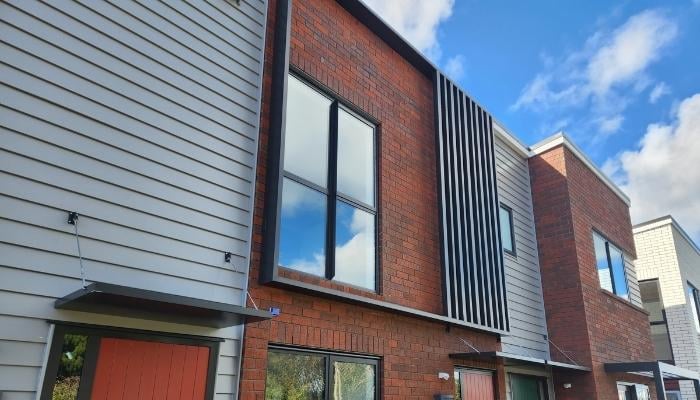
[529,145,657,400]
[239,0,504,398]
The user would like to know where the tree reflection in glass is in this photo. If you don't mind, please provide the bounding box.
[265,351,325,400]
[332,361,375,400]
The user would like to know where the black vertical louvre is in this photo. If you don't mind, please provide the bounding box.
[435,72,509,331]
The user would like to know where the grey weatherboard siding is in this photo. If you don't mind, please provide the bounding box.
[0,0,267,398]
[494,134,550,360]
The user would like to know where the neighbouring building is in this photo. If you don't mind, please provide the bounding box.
[635,216,700,400]
[528,133,700,400]
[0,0,272,398]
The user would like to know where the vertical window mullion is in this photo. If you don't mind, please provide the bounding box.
[605,242,617,295]
[326,101,339,280]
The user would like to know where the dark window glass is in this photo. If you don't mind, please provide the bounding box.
[688,283,700,333]
[279,74,377,290]
[279,178,327,277]
[265,348,377,400]
[283,75,331,187]
[332,361,376,399]
[499,205,515,255]
[651,324,673,361]
[334,201,375,289]
[52,334,88,400]
[265,351,325,400]
[593,232,628,299]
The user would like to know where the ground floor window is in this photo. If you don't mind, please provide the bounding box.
[509,373,548,400]
[454,368,495,400]
[41,324,219,400]
[264,347,378,400]
[617,382,650,400]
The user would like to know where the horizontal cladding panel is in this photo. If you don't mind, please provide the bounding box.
[0,36,257,143]
[0,63,256,156]
[2,2,259,118]
[1,0,266,398]
[0,246,244,300]
[42,0,260,89]
[436,72,508,331]
[0,340,45,368]
[0,175,247,253]
[0,220,246,289]
[495,136,549,357]
[1,119,251,207]
[1,152,249,240]
[0,177,248,259]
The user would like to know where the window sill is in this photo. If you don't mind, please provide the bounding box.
[599,289,649,315]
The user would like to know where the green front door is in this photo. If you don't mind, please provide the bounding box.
[511,374,547,400]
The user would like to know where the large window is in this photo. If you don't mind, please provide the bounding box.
[278,74,377,290]
[264,348,378,400]
[688,283,700,333]
[499,205,516,256]
[640,279,674,362]
[593,232,629,300]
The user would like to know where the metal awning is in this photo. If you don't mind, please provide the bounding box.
[55,282,273,328]
[604,361,700,400]
[449,351,591,372]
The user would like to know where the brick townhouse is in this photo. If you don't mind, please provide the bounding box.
[634,216,700,400]
[528,135,700,400]
[2,0,700,399]
[238,0,700,399]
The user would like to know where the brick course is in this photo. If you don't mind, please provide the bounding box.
[529,145,657,400]
[239,0,504,398]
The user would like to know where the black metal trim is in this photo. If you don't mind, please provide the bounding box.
[54,282,273,327]
[40,323,222,400]
[260,0,292,284]
[326,101,339,280]
[271,275,506,335]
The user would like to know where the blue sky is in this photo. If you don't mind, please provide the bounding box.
[364,0,700,242]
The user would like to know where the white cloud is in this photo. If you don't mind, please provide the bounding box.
[597,114,624,134]
[649,82,670,103]
[362,0,454,61]
[587,11,677,95]
[605,93,700,241]
[444,55,465,81]
[512,9,677,140]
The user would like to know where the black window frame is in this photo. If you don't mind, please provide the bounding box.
[39,322,221,400]
[265,345,380,399]
[639,278,675,364]
[499,203,516,257]
[592,230,629,299]
[276,69,380,292]
[688,282,700,333]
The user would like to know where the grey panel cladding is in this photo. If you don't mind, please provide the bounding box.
[434,71,508,331]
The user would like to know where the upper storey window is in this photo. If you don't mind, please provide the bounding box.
[499,205,516,256]
[278,74,377,290]
[593,232,629,300]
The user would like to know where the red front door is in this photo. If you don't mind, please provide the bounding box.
[457,369,496,400]
[90,338,211,400]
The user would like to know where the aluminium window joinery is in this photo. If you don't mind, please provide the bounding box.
[278,74,378,291]
[593,232,629,300]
